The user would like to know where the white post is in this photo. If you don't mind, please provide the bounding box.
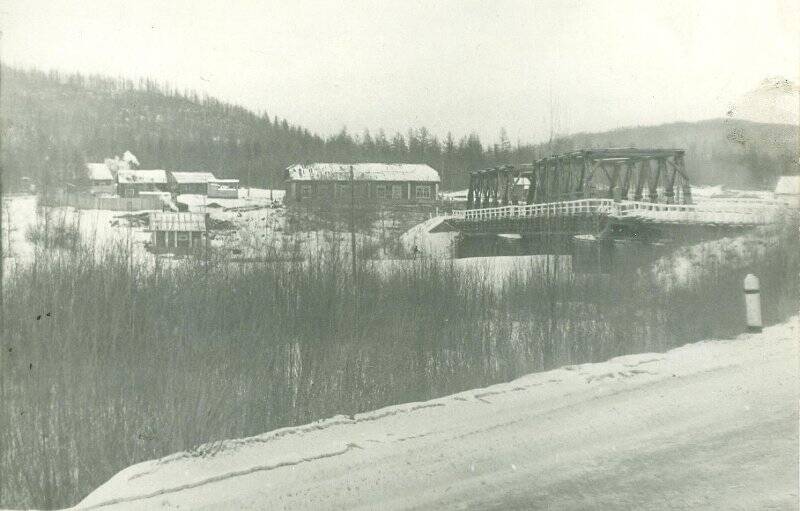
[744,274,762,333]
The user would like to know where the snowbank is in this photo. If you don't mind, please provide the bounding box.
[399,215,457,258]
[2,195,154,271]
[651,230,778,288]
[74,317,798,510]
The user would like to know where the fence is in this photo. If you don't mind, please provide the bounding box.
[44,191,165,211]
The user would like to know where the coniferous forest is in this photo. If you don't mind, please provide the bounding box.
[1,65,797,192]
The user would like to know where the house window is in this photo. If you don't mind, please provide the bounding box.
[415,185,431,200]
[376,184,388,199]
[300,184,312,198]
[391,185,403,199]
[318,183,333,197]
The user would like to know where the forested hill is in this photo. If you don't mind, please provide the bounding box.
[0,66,487,190]
[1,65,797,192]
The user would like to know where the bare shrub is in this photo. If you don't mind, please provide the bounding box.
[1,218,798,508]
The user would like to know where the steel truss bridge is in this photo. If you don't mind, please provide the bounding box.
[443,148,786,239]
[467,148,692,208]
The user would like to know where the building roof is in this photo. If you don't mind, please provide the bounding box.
[171,171,218,184]
[286,163,440,182]
[118,169,168,184]
[148,212,207,232]
[775,175,800,195]
[86,163,114,181]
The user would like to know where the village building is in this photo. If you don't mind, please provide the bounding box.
[147,212,208,250]
[117,169,169,197]
[285,163,440,205]
[85,163,116,195]
[169,171,218,195]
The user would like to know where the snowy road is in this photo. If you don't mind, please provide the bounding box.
[76,319,798,510]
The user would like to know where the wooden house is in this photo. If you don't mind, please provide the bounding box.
[284,163,440,205]
[85,163,116,195]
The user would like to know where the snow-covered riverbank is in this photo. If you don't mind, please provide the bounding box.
[72,317,798,510]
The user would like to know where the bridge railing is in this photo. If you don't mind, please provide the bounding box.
[453,198,615,221]
[450,198,787,225]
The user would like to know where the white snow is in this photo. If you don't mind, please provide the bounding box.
[116,170,168,184]
[170,172,218,184]
[176,188,282,213]
[399,215,457,258]
[775,175,800,196]
[286,163,440,182]
[651,230,779,288]
[85,163,114,181]
[440,189,468,202]
[2,195,154,271]
[72,317,799,510]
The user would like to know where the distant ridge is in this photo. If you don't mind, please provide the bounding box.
[1,65,797,191]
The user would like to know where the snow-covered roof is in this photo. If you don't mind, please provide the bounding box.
[170,171,218,184]
[774,175,800,195]
[286,163,440,182]
[118,169,168,184]
[86,163,114,181]
[148,212,206,232]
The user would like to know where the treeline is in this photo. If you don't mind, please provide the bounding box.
[0,66,506,191]
[1,65,797,192]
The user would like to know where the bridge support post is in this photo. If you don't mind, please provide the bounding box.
[676,153,692,204]
[467,173,475,209]
[664,158,677,204]
[634,159,648,201]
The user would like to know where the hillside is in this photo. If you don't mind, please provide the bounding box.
[1,65,797,192]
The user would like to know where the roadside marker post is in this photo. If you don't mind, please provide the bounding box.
[744,274,762,333]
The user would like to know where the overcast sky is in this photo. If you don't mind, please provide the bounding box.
[1,0,797,143]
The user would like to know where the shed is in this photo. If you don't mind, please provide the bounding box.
[285,163,440,205]
[148,212,208,250]
[169,171,219,194]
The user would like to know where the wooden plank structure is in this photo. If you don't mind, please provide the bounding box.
[466,148,692,209]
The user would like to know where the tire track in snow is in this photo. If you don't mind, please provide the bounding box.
[79,443,362,509]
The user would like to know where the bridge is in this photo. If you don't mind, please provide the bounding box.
[438,148,786,241]
[466,148,693,208]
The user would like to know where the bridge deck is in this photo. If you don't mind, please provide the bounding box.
[450,198,785,226]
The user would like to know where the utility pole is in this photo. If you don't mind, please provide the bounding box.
[0,138,4,506]
[350,165,358,335]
